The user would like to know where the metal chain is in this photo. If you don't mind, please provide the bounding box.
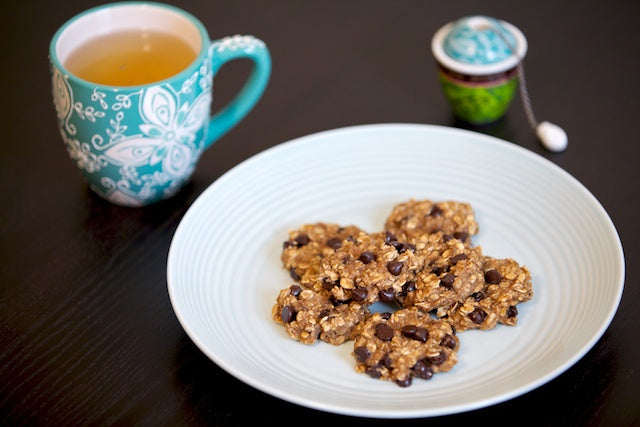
[493,26,539,130]
[514,61,539,130]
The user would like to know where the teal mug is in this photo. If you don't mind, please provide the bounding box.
[50,2,271,206]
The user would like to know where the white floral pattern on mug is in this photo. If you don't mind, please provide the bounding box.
[102,86,211,177]
[52,60,213,206]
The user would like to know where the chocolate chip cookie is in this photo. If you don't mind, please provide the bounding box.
[385,199,478,243]
[352,308,459,387]
[317,231,422,305]
[398,234,485,312]
[436,257,533,331]
[281,223,363,287]
[272,284,369,345]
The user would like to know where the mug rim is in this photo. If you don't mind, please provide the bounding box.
[49,1,211,90]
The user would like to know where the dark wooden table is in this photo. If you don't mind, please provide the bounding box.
[2,1,638,425]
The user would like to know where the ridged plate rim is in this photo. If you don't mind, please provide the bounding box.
[167,123,624,418]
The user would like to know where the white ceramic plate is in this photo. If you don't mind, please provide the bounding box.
[167,124,624,418]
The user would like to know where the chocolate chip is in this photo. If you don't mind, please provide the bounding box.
[294,233,310,246]
[426,352,447,365]
[326,237,342,250]
[365,367,381,378]
[290,285,302,297]
[386,240,409,253]
[396,377,412,387]
[400,324,428,342]
[384,231,397,242]
[431,264,449,275]
[352,287,368,302]
[468,307,487,324]
[413,327,429,342]
[379,353,393,369]
[386,240,401,251]
[289,268,300,281]
[428,205,443,216]
[402,280,416,295]
[375,323,394,341]
[318,309,330,319]
[378,288,395,303]
[506,305,518,318]
[401,325,417,338]
[321,279,336,291]
[441,334,457,349]
[442,234,454,242]
[453,231,469,242]
[354,346,370,363]
[450,253,468,265]
[387,261,404,276]
[281,305,295,323]
[329,295,345,306]
[413,360,434,380]
[439,273,455,288]
[484,269,502,284]
[471,291,484,301]
[283,241,294,249]
[358,251,376,264]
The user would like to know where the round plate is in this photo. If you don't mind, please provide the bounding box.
[167,124,624,418]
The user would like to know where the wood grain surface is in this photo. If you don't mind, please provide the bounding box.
[1,0,638,425]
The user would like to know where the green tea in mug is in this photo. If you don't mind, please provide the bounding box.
[64,30,198,86]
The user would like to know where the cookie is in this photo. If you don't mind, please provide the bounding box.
[351,308,459,387]
[272,284,369,345]
[281,223,363,287]
[397,233,485,312]
[317,231,422,305]
[436,257,533,331]
[385,199,478,243]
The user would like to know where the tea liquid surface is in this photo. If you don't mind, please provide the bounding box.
[64,30,198,86]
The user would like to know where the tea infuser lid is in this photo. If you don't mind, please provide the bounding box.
[432,15,527,76]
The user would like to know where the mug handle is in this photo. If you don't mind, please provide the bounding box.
[205,35,271,147]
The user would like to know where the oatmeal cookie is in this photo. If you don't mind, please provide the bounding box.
[397,235,485,312]
[319,302,370,345]
[317,231,422,305]
[351,308,459,387]
[272,284,369,345]
[385,199,478,243]
[436,257,533,331]
[281,223,363,287]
